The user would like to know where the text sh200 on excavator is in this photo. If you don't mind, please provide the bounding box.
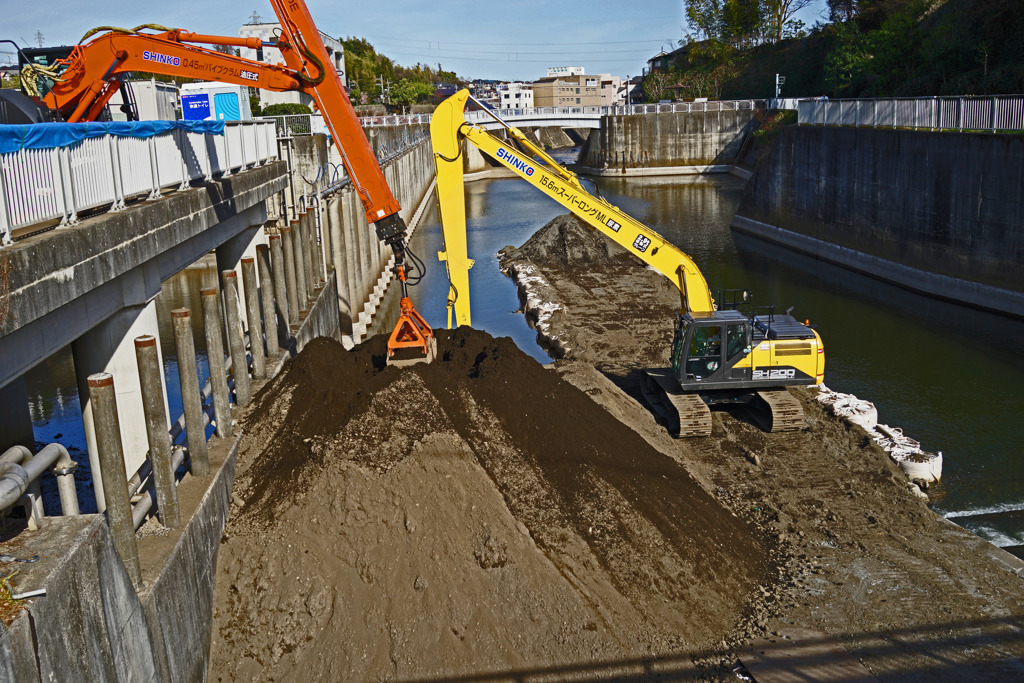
[3,0,434,365]
[430,90,825,436]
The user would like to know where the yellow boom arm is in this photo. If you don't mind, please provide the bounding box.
[430,90,716,328]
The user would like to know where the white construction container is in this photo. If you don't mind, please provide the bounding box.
[107,79,179,121]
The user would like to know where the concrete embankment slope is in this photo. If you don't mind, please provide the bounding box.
[733,125,1024,317]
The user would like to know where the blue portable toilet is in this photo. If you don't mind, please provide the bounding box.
[179,82,252,121]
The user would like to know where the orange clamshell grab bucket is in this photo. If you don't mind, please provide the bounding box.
[387,297,436,365]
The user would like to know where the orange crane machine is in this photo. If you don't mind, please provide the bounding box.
[7,1,433,362]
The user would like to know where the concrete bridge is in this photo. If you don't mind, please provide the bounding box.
[267,98,765,134]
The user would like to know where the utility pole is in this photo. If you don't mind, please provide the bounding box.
[625,76,630,106]
[775,73,786,99]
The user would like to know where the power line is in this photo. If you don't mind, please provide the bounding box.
[371,42,665,57]
[375,36,673,48]
[381,50,652,65]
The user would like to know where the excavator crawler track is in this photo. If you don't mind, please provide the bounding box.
[751,389,805,433]
[640,368,712,438]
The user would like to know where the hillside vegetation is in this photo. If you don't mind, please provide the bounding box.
[671,0,1024,100]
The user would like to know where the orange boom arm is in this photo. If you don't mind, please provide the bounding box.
[36,1,430,361]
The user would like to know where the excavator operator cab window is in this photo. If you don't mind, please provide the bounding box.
[686,325,722,379]
[726,323,748,361]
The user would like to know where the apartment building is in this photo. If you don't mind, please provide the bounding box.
[497,82,534,109]
[532,74,601,107]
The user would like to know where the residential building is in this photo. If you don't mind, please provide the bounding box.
[546,66,584,78]
[237,21,345,109]
[596,74,622,106]
[532,74,600,107]
[468,80,499,108]
[497,82,533,110]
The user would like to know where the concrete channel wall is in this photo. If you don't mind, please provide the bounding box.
[0,127,438,682]
[583,109,762,173]
[733,126,1024,317]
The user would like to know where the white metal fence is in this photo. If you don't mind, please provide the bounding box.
[0,120,277,243]
[798,96,1024,132]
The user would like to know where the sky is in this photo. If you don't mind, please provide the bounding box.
[1,0,830,82]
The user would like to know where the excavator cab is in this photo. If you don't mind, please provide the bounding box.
[672,312,753,387]
[671,310,818,392]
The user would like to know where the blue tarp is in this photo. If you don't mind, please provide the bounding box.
[0,120,226,154]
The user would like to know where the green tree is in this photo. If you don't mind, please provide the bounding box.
[824,21,870,94]
[388,79,433,113]
[685,0,725,40]
[261,103,312,116]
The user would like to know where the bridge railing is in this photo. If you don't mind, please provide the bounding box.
[798,95,1024,132]
[0,120,278,244]
[263,99,766,140]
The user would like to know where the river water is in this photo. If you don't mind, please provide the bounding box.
[24,153,1024,557]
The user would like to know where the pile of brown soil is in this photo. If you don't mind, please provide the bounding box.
[210,329,776,681]
[500,214,680,365]
[499,213,1024,680]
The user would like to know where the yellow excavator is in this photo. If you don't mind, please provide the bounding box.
[430,90,825,437]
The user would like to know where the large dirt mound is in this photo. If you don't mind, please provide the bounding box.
[210,329,774,681]
[507,213,632,268]
[500,214,678,364]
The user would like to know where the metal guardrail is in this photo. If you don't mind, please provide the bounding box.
[798,96,1024,132]
[0,120,278,244]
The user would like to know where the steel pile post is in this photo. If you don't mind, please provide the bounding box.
[308,207,323,286]
[241,257,266,379]
[321,196,333,272]
[269,234,293,330]
[256,244,280,356]
[171,308,209,475]
[200,287,233,438]
[133,335,181,528]
[283,225,306,313]
[87,373,142,588]
[221,271,252,406]
[299,213,314,300]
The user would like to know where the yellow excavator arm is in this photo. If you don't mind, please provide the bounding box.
[431,89,716,328]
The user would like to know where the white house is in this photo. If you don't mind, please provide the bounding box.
[497,82,534,110]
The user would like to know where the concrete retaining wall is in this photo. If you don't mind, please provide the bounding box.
[583,110,761,172]
[323,134,436,342]
[734,126,1024,316]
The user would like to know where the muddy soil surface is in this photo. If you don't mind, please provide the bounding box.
[210,330,778,681]
[498,215,1024,680]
